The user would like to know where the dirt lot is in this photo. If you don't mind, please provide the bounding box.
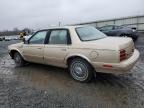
[0,37,144,108]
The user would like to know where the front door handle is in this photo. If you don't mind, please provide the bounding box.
[37,48,42,49]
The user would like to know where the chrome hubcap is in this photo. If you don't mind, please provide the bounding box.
[71,62,88,79]
[74,66,83,75]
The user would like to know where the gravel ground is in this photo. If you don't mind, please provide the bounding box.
[0,37,144,108]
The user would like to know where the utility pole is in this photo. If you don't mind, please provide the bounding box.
[59,22,61,27]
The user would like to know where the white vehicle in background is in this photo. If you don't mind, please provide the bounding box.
[12,36,19,40]
[4,36,19,41]
[5,37,12,41]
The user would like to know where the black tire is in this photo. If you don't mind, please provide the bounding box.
[132,36,138,42]
[13,52,25,67]
[68,58,94,82]
[120,34,128,37]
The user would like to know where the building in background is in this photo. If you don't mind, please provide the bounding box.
[74,15,144,33]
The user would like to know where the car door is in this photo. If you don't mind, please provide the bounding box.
[112,26,121,36]
[44,29,71,67]
[23,30,48,64]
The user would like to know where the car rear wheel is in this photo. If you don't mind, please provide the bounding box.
[13,52,25,67]
[69,58,94,82]
[120,34,128,37]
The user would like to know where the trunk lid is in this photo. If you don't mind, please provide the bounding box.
[96,37,134,59]
[84,37,134,60]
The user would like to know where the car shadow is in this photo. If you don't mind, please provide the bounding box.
[14,62,134,89]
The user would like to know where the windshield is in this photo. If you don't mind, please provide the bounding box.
[76,26,107,41]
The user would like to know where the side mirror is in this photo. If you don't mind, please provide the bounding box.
[23,38,28,44]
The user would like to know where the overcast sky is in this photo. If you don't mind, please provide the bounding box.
[0,0,144,30]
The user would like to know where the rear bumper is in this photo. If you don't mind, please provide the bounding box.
[92,49,140,75]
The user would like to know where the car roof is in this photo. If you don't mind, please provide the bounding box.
[100,25,121,27]
[38,25,89,31]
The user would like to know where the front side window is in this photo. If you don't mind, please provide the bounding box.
[76,26,107,41]
[29,31,47,44]
[49,30,68,44]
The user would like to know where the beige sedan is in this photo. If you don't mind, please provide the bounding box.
[8,26,140,82]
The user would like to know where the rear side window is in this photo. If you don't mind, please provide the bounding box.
[114,26,122,29]
[76,26,107,41]
[49,30,68,44]
[29,31,47,44]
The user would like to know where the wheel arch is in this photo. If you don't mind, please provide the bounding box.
[66,54,95,82]
[65,54,92,67]
[9,49,23,59]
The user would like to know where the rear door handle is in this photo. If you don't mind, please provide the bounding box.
[37,48,42,49]
[61,49,66,51]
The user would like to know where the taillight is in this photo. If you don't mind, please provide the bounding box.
[120,49,126,61]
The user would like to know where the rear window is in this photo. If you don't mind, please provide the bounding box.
[76,26,107,41]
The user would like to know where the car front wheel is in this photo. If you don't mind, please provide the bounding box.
[13,52,25,67]
[120,34,128,37]
[69,58,94,82]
